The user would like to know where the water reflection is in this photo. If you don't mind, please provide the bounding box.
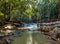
[11,30,57,44]
[0,23,58,44]
[26,32,32,44]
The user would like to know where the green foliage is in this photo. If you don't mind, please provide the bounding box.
[0,0,60,22]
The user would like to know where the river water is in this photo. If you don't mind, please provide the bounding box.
[11,31,58,44]
[11,23,58,44]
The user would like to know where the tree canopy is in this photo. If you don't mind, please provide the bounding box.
[0,0,60,22]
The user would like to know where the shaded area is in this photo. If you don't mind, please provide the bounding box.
[12,32,29,44]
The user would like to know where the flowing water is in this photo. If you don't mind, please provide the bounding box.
[12,31,57,44]
[11,23,57,44]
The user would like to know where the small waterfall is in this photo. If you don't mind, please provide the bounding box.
[27,32,32,44]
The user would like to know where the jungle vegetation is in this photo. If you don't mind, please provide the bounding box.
[0,0,60,23]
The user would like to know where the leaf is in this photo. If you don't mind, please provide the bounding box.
[5,0,9,3]
[0,12,4,16]
[25,9,32,14]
